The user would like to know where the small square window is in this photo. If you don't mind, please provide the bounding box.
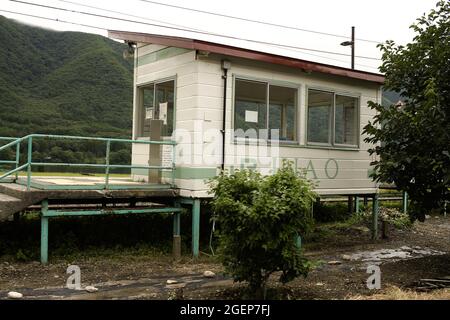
[307,89,359,147]
[233,79,298,141]
[335,95,358,146]
[269,85,297,141]
[137,80,175,138]
[234,79,267,139]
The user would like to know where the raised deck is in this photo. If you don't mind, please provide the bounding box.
[0,135,201,263]
[0,178,178,218]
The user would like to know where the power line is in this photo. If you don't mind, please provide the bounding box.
[1,11,377,71]
[1,8,379,70]
[9,0,382,61]
[55,0,381,68]
[57,0,205,34]
[137,0,383,44]
[0,9,106,31]
[279,46,380,70]
[1,9,382,73]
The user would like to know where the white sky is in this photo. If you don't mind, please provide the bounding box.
[0,0,438,73]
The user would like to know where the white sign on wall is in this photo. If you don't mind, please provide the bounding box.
[159,102,168,125]
[245,110,258,123]
[145,107,153,119]
[161,144,173,167]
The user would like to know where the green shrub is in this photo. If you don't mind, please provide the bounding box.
[359,207,413,230]
[208,161,317,298]
[378,207,413,229]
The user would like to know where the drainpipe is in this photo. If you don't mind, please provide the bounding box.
[221,60,231,171]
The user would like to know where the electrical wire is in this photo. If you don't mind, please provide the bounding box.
[54,0,379,69]
[137,0,383,44]
[8,0,382,61]
[56,0,206,34]
[0,9,380,71]
[0,9,106,31]
[54,0,380,69]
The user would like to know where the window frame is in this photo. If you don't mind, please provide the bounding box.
[232,75,300,145]
[306,86,360,149]
[135,76,177,139]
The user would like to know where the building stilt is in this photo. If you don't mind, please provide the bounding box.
[192,199,201,258]
[40,200,49,264]
[372,194,379,240]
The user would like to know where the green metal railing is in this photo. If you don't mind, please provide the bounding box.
[0,134,176,190]
[0,136,21,181]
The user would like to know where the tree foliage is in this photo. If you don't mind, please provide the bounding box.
[363,1,450,221]
[208,161,317,298]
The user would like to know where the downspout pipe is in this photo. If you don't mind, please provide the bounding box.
[221,60,231,171]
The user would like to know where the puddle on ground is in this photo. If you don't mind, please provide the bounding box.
[344,246,445,265]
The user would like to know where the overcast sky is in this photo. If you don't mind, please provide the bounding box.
[0,0,439,73]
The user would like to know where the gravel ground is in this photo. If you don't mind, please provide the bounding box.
[0,215,448,300]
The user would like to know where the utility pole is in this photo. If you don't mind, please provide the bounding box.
[351,26,355,69]
[340,26,355,69]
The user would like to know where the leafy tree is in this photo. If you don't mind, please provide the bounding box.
[363,1,450,221]
[208,161,317,298]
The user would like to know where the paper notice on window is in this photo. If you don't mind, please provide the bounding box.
[245,110,258,123]
[145,107,153,119]
[159,102,168,125]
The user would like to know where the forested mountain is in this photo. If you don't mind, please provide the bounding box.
[0,16,133,138]
[0,16,133,167]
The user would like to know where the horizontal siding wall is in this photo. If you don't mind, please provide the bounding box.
[132,45,217,191]
[192,55,380,195]
[131,48,381,197]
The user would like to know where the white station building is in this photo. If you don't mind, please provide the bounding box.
[108,30,384,200]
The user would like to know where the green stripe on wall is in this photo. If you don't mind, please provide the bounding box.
[137,47,191,67]
[132,167,218,180]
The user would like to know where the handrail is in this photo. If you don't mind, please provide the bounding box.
[0,137,18,141]
[0,137,21,181]
[0,134,177,190]
[0,137,22,153]
[1,134,175,149]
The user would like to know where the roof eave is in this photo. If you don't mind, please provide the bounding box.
[108,30,384,84]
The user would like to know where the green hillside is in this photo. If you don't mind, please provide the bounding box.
[0,16,134,168]
[0,16,133,138]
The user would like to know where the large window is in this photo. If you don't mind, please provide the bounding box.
[234,79,297,141]
[307,89,359,147]
[234,79,267,138]
[137,80,175,137]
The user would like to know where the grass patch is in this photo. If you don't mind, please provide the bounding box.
[0,209,216,262]
[349,286,450,300]
[313,201,349,223]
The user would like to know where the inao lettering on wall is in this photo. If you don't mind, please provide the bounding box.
[325,158,339,179]
[66,265,81,290]
[366,265,381,290]
[305,160,318,179]
[245,110,258,123]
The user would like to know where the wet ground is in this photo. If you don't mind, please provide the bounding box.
[0,215,449,300]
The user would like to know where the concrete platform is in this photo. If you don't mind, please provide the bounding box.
[14,176,172,191]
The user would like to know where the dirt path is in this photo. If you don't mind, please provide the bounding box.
[0,215,448,300]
